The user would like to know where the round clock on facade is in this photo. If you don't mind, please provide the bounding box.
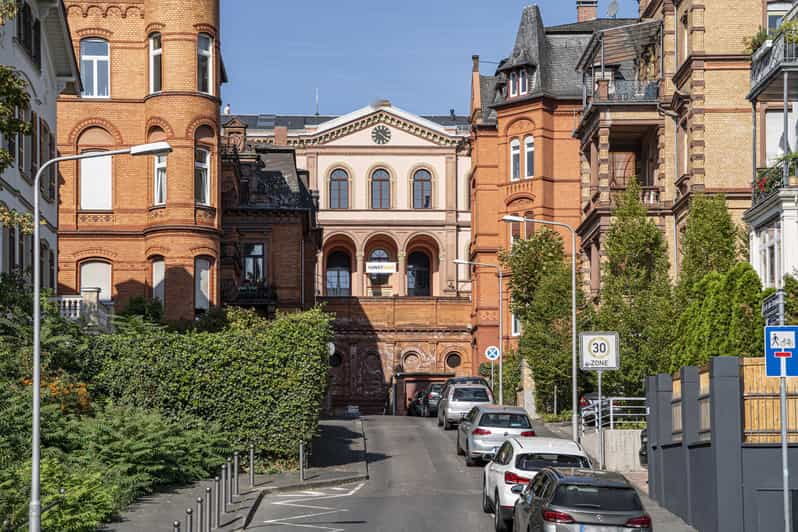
[372,125,391,144]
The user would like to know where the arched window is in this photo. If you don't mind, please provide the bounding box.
[197,33,213,94]
[80,260,112,301]
[194,257,211,312]
[80,38,109,98]
[151,257,165,303]
[194,125,214,206]
[371,169,390,209]
[520,70,528,94]
[524,211,535,238]
[149,33,162,94]
[510,139,520,181]
[368,248,390,286]
[407,251,431,297]
[329,169,349,209]
[509,72,518,97]
[412,169,432,209]
[326,251,351,297]
[524,136,535,178]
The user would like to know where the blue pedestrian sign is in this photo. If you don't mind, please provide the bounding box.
[765,326,798,377]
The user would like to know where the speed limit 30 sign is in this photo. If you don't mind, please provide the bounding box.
[580,332,620,370]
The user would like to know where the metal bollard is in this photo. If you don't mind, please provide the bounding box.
[226,457,233,505]
[249,443,255,488]
[204,487,211,532]
[196,497,203,532]
[214,476,220,528]
[233,451,240,496]
[173,520,181,532]
[221,464,228,513]
[185,507,193,532]
[299,441,305,482]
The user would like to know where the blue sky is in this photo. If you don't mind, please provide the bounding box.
[220,1,638,116]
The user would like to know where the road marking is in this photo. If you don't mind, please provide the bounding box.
[263,483,365,531]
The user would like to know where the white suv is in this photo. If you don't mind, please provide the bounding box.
[482,437,591,532]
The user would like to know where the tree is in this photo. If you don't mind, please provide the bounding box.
[678,194,738,299]
[598,181,675,395]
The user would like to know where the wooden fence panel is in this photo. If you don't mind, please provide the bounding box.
[742,357,798,443]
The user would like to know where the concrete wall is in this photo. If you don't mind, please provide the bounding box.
[582,429,644,472]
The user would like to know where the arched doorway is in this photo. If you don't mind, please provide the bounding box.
[326,251,351,297]
[407,251,431,296]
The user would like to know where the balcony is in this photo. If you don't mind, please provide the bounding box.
[53,288,113,331]
[750,32,798,100]
[610,185,662,208]
[752,156,798,206]
[229,281,277,309]
[588,79,661,105]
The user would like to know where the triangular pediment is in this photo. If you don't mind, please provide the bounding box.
[222,117,248,129]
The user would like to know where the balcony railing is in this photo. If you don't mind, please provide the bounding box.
[52,288,113,331]
[752,156,798,206]
[751,32,798,94]
[609,185,662,207]
[587,80,661,104]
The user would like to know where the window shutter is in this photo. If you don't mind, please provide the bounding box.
[152,259,165,303]
[49,132,56,198]
[80,261,112,301]
[194,258,211,310]
[30,110,37,175]
[80,155,112,210]
[32,18,40,69]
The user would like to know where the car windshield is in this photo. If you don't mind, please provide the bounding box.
[516,453,590,471]
[479,413,531,428]
[429,384,443,392]
[552,485,642,511]
[453,388,489,401]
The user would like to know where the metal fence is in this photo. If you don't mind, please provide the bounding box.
[580,397,647,433]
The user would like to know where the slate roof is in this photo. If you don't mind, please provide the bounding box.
[236,146,314,210]
[546,18,638,34]
[224,113,469,131]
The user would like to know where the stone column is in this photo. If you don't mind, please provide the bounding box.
[355,252,365,297]
[397,252,406,296]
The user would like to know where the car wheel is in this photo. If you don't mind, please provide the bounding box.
[482,477,491,513]
[494,491,509,532]
[465,444,476,467]
[437,414,443,427]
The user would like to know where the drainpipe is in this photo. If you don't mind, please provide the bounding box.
[657,103,681,274]
[300,236,305,308]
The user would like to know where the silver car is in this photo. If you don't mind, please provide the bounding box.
[456,405,535,466]
[512,468,652,531]
[437,384,493,430]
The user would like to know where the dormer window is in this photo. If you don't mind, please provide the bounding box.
[510,72,518,97]
[520,70,528,95]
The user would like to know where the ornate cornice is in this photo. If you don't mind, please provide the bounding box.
[66,3,144,19]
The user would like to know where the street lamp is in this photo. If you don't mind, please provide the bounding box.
[29,141,171,532]
[502,215,579,442]
[453,258,504,406]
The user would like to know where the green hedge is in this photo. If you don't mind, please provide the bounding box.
[91,308,333,458]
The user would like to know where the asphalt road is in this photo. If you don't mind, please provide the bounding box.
[247,415,561,531]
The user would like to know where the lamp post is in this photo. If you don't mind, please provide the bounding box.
[502,215,579,442]
[453,259,504,406]
[29,141,171,532]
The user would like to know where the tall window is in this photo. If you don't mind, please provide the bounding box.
[80,260,112,301]
[244,243,265,284]
[149,33,162,93]
[16,2,41,69]
[329,169,349,209]
[524,211,535,238]
[520,70,528,95]
[512,312,521,336]
[194,257,211,311]
[760,222,782,289]
[371,169,390,209]
[412,169,432,209]
[407,251,431,297]
[326,251,351,297]
[510,139,520,181]
[197,33,213,94]
[194,148,210,205]
[511,220,521,244]
[9,226,16,269]
[152,154,167,205]
[80,38,109,98]
[509,72,518,97]
[524,136,535,178]
[48,250,55,290]
[80,154,112,210]
[768,3,790,32]
[152,257,165,303]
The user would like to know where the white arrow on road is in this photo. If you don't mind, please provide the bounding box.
[262,482,366,531]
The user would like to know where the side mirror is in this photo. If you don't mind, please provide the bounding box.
[510,484,525,495]
[484,452,495,462]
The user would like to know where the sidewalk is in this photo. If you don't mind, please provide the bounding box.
[542,422,696,532]
[101,417,368,532]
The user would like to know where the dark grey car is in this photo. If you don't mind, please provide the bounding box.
[512,468,652,531]
[421,383,444,417]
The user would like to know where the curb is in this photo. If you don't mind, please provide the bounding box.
[237,473,370,530]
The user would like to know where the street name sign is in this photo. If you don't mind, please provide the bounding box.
[766,325,798,377]
[763,290,786,327]
[485,345,500,361]
[580,332,620,370]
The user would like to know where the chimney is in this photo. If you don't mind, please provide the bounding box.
[577,0,598,22]
[472,54,480,73]
[274,125,288,145]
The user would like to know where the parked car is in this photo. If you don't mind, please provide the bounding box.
[444,375,491,388]
[512,468,652,532]
[421,382,445,417]
[407,390,425,416]
[639,428,648,467]
[437,384,493,430]
[482,438,590,532]
[457,406,536,466]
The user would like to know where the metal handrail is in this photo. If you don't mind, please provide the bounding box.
[580,397,648,433]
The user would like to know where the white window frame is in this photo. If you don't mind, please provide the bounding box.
[509,72,518,97]
[760,221,783,289]
[520,70,528,95]
[152,257,165,303]
[79,153,112,210]
[510,138,521,181]
[524,135,535,178]
[80,38,110,98]
[511,312,521,336]
[194,147,210,206]
[154,154,167,205]
[149,32,162,94]
[197,33,213,95]
[80,260,112,302]
[194,257,211,311]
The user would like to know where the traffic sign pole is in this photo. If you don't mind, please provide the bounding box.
[598,370,604,470]
[780,298,792,532]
